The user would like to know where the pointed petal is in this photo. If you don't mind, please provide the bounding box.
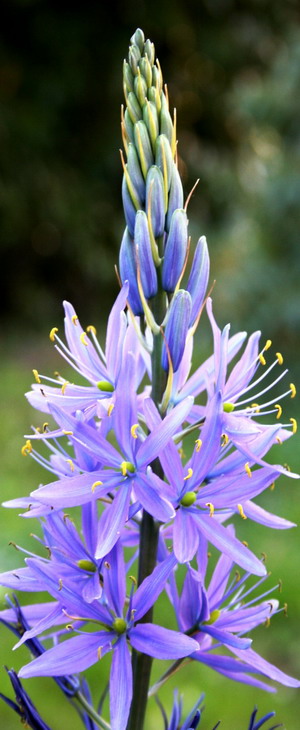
[173,510,199,563]
[137,396,194,468]
[203,624,251,650]
[194,514,266,576]
[232,647,300,688]
[19,632,111,677]
[243,501,296,529]
[133,553,177,621]
[110,637,132,730]
[130,624,199,659]
[134,473,175,522]
[95,485,131,559]
[31,472,120,509]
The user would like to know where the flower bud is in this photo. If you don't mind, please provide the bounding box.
[124,108,134,144]
[129,44,141,74]
[134,211,157,298]
[134,72,147,107]
[127,143,145,203]
[152,64,163,93]
[187,236,210,325]
[119,228,143,315]
[166,165,184,231]
[144,38,155,65]
[160,92,174,148]
[162,290,192,371]
[155,134,173,192]
[148,85,161,113]
[146,166,165,238]
[162,209,188,292]
[123,61,134,95]
[130,28,145,53]
[139,55,152,88]
[134,120,154,178]
[143,101,159,149]
[122,175,139,238]
[127,91,142,124]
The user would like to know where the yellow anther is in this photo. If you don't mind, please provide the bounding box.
[63,430,73,436]
[265,616,271,628]
[237,503,247,520]
[97,647,102,660]
[71,314,78,325]
[21,440,32,456]
[58,578,63,591]
[276,352,283,365]
[242,540,248,547]
[235,570,241,582]
[129,575,137,586]
[221,433,229,446]
[91,480,103,493]
[276,437,282,445]
[80,332,88,346]
[42,422,49,432]
[66,459,74,472]
[290,417,297,434]
[261,552,267,562]
[259,353,266,366]
[245,462,252,478]
[178,447,185,458]
[290,383,296,398]
[61,381,69,395]
[184,468,193,481]
[49,327,58,341]
[130,424,139,439]
[264,339,272,350]
[87,325,97,335]
[107,403,115,416]
[283,602,288,617]
[205,502,215,517]
[284,463,291,472]
[275,404,282,420]
[251,403,260,412]
[270,482,275,491]
[195,439,202,452]
[32,369,41,383]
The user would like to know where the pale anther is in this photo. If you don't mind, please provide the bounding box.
[259,353,266,366]
[276,352,283,365]
[237,503,247,520]
[91,480,103,493]
[21,440,32,456]
[183,468,193,481]
[245,462,252,478]
[87,325,97,335]
[71,314,78,325]
[195,438,202,452]
[290,417,297,434]
[80,332,88,346]
[290,383,296,398]
[130,423,139,439]
[275,404,282,419]
[205,502,215,517]
[49,327,58,341]
[32,369,41,383]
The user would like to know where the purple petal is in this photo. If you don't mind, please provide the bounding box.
[243,501,296,528]
[130,623,199,659]
[232,647,300,688]
[19,632,111,677]
[31,472,120,509]
[104,542,126,616]
[133,553,177,621]
[173,510,200,563]
[137,396,194,468]
[194,514,266,576]
[105,282,129,382]
[95,485,131,559]
[203,624,251,650]
[134,473,175,522]
[110,637,132,730]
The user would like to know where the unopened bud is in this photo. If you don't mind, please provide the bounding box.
[162,209,188,292]
[119,228,143,315]
[134,211,158,298]
[134,72,147,107]
[146,166,165,238]
[143,101,159,149]
[134,120,154,178]
[187,236,210,325]
[127,91,142,124]
[160,92,174,148]
[139,55,152,88]
[130,28,145,53]
[122,176,138,237]
[155,134,173,192]
[166,166,184,231]
[123,61,134,95]
[162,290,192,372]
[129,44,141,74]
[124,108,134,144]
[127,143,145,203]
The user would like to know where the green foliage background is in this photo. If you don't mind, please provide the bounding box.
[1,0,300,727]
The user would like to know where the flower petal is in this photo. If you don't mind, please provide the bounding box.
[130,623,199,659]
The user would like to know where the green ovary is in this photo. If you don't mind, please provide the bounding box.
[112,617,127,634]
[97,380,114,392]
[180,491,197,507]
[77,559,97,572]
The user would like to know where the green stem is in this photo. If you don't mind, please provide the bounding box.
[75,690,111,729]
[126,291,167,730]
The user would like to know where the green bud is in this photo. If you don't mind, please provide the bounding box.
[129,44,141,75]
[124,108,135,144]
[143,101,159,149]
[155,134,174,197]
[223,402,235,413]
[134,72,147,108]
[148,85,161,114]
[97,380,114,392]
[160,92,174,148]
[131,28,145,53]
[77,559,97,573]
[152,65,163,94]
[144,39,155,66]
[139,56,152,89]
[180,491,197,507]
[127,91,142,124]
[112,617,127,634]
[134,120,154,178]
[127,143,145,203]
[123,61,134,94]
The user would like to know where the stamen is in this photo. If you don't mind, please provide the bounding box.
[91,480,103,493]
[237,503,247,520]
[66,459,74,472]
[259,353,266,366]
[80,332,88,346]
[221,434,229,446]
[107,403,114,416]
[97,647,102,660]
[290,417,297,434]
[244,462,252,478]
[130,424,139,439]
[265,616,271,628]
[270,482,275,490]
[87,325,97,335]
[183,468,193,481]
[21,440,32,456]
[120,461,135,476]
[32,369,41,383]
[62,430,73,436]
[290,383,296,398]
[49,327,58,341]
[205,502,215,517]
[264,339,272,350]
[275,404,282,419]
[58,578,63,591]
[71,314,78,325]
[251,403,260,412]
[283,602,288,617]
[242,540,248,547]
[276,352,283,365]
[61,381,69,395]
[195,438,202,452]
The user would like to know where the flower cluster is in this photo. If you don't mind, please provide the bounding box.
[1,27,298,730]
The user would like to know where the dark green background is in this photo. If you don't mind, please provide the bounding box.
[1,0,300,727]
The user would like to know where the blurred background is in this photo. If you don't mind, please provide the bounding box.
[1,0,300,728]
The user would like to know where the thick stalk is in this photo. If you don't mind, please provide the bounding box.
[126,291,167,730]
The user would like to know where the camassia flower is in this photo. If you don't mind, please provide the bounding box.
[13,546,198,730]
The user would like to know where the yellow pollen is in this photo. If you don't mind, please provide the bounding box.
[32,369,41,383]
[42,422,49,432]
[265,616,271,628]
[195,439,202,452]
[237,503,247,520]
[87,325,97,335]
[235,570,241,582]
[276,437,282,445]
[107,403,115,416]
[290,383,296,398]
[284,463,291,472]
[121,462,127,476]
[178,447,185,458]
[129,575,137,586]
[251,403,260,412]
[259,353,266,366]
[184,468,193,481]
[80,332,88,346]
[276,352,283,365]
[21,440,32,456]
[221,433,229,446]
[270,482,275,491]
[275,404,282,419]
[66,459,74,472]
[245,462,252,478]
[91,480,103,493]
[242,540,248,547]
[71,314,78,325]
[283,603,288,617]
[205,502,215,517]
[264,339,272,350]
[290,417,297,434]
[63,430,73,436]
[61,381,69,395]
[49,327,58,341]
[130,423,139,439]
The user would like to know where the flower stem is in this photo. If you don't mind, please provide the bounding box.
[126,292,167,730]
[75,690,111,729]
